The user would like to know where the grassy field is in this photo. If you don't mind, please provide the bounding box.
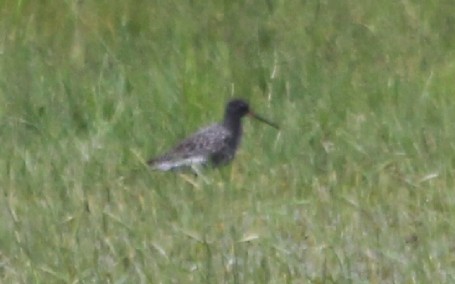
[1,0,455,282]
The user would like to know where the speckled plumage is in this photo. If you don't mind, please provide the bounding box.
[148,99,278,171]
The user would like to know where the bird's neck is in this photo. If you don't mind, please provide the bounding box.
[223,114,242,138]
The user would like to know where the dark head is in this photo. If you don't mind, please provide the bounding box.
[225,99,250,118]
[224,98,279,129]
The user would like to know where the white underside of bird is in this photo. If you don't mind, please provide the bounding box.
[151,156,207,171]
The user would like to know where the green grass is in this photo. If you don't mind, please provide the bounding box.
[1,0,455,282]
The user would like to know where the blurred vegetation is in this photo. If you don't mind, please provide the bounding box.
[1,0,455,282]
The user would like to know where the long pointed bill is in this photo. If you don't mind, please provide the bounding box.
[248,112,279,130]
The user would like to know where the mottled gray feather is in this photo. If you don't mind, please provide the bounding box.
[148,123,236,170]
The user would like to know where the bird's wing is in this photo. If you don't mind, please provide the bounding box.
[169,124,231,157]
[148,124,231,167]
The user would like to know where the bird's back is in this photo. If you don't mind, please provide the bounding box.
[148,123,236,171]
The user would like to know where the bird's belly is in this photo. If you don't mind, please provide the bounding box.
[154,156,208,171]
[210,150,235,166]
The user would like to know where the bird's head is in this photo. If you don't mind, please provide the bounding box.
[226,99,250,117]
[225,98,279,129]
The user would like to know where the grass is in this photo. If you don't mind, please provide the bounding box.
[1,0,455,282]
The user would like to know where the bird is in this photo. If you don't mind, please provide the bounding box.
[148,98,279,172]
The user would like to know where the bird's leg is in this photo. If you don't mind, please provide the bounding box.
[190,164,210,184]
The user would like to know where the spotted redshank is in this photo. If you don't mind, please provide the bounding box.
[148,99,279,171]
